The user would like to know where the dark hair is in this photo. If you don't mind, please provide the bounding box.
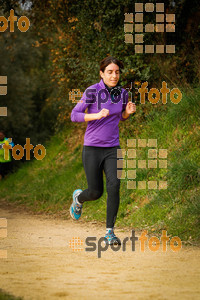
[100,56,124,74]
[0,130,5,135]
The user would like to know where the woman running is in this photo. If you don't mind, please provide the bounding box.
[70,56,136,245]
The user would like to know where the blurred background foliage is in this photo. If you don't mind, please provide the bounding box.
[0,0,199,140]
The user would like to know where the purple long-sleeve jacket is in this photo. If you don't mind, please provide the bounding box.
[71,79,130,147]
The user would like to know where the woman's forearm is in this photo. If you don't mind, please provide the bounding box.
[84,113,99,122]
[122,110,130,119]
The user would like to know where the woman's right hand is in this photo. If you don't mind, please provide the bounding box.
[97,108,109,119]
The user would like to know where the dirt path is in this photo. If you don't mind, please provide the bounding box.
[0,202,199,300]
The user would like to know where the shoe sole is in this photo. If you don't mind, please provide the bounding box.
[104,240,121,246]
[69,204,81,221]
[70,189,83,221]
[69,206,76,220]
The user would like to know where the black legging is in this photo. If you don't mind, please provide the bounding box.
[78,145,121,228]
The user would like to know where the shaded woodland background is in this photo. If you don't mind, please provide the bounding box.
[0,0,199,149]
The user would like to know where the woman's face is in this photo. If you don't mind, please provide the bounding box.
[100,63,120,88]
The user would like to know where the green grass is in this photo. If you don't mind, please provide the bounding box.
[0,88,200,243]
[0,290,22,300]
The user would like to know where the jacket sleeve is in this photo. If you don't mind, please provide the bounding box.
[70,89,92,122]
[120,89,130,121]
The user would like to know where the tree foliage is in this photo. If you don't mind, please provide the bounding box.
[0,0,199,135]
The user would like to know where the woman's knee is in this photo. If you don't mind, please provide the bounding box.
[88,189,103,200]
[107,180,120,191]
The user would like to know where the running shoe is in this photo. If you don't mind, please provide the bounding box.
[104,229,121,245]
[70,189,83,220]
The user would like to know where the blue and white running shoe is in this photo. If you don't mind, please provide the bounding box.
[104,229,121,245]
[70,189,83,220]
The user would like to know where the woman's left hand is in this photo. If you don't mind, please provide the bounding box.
[125,102,136,115]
